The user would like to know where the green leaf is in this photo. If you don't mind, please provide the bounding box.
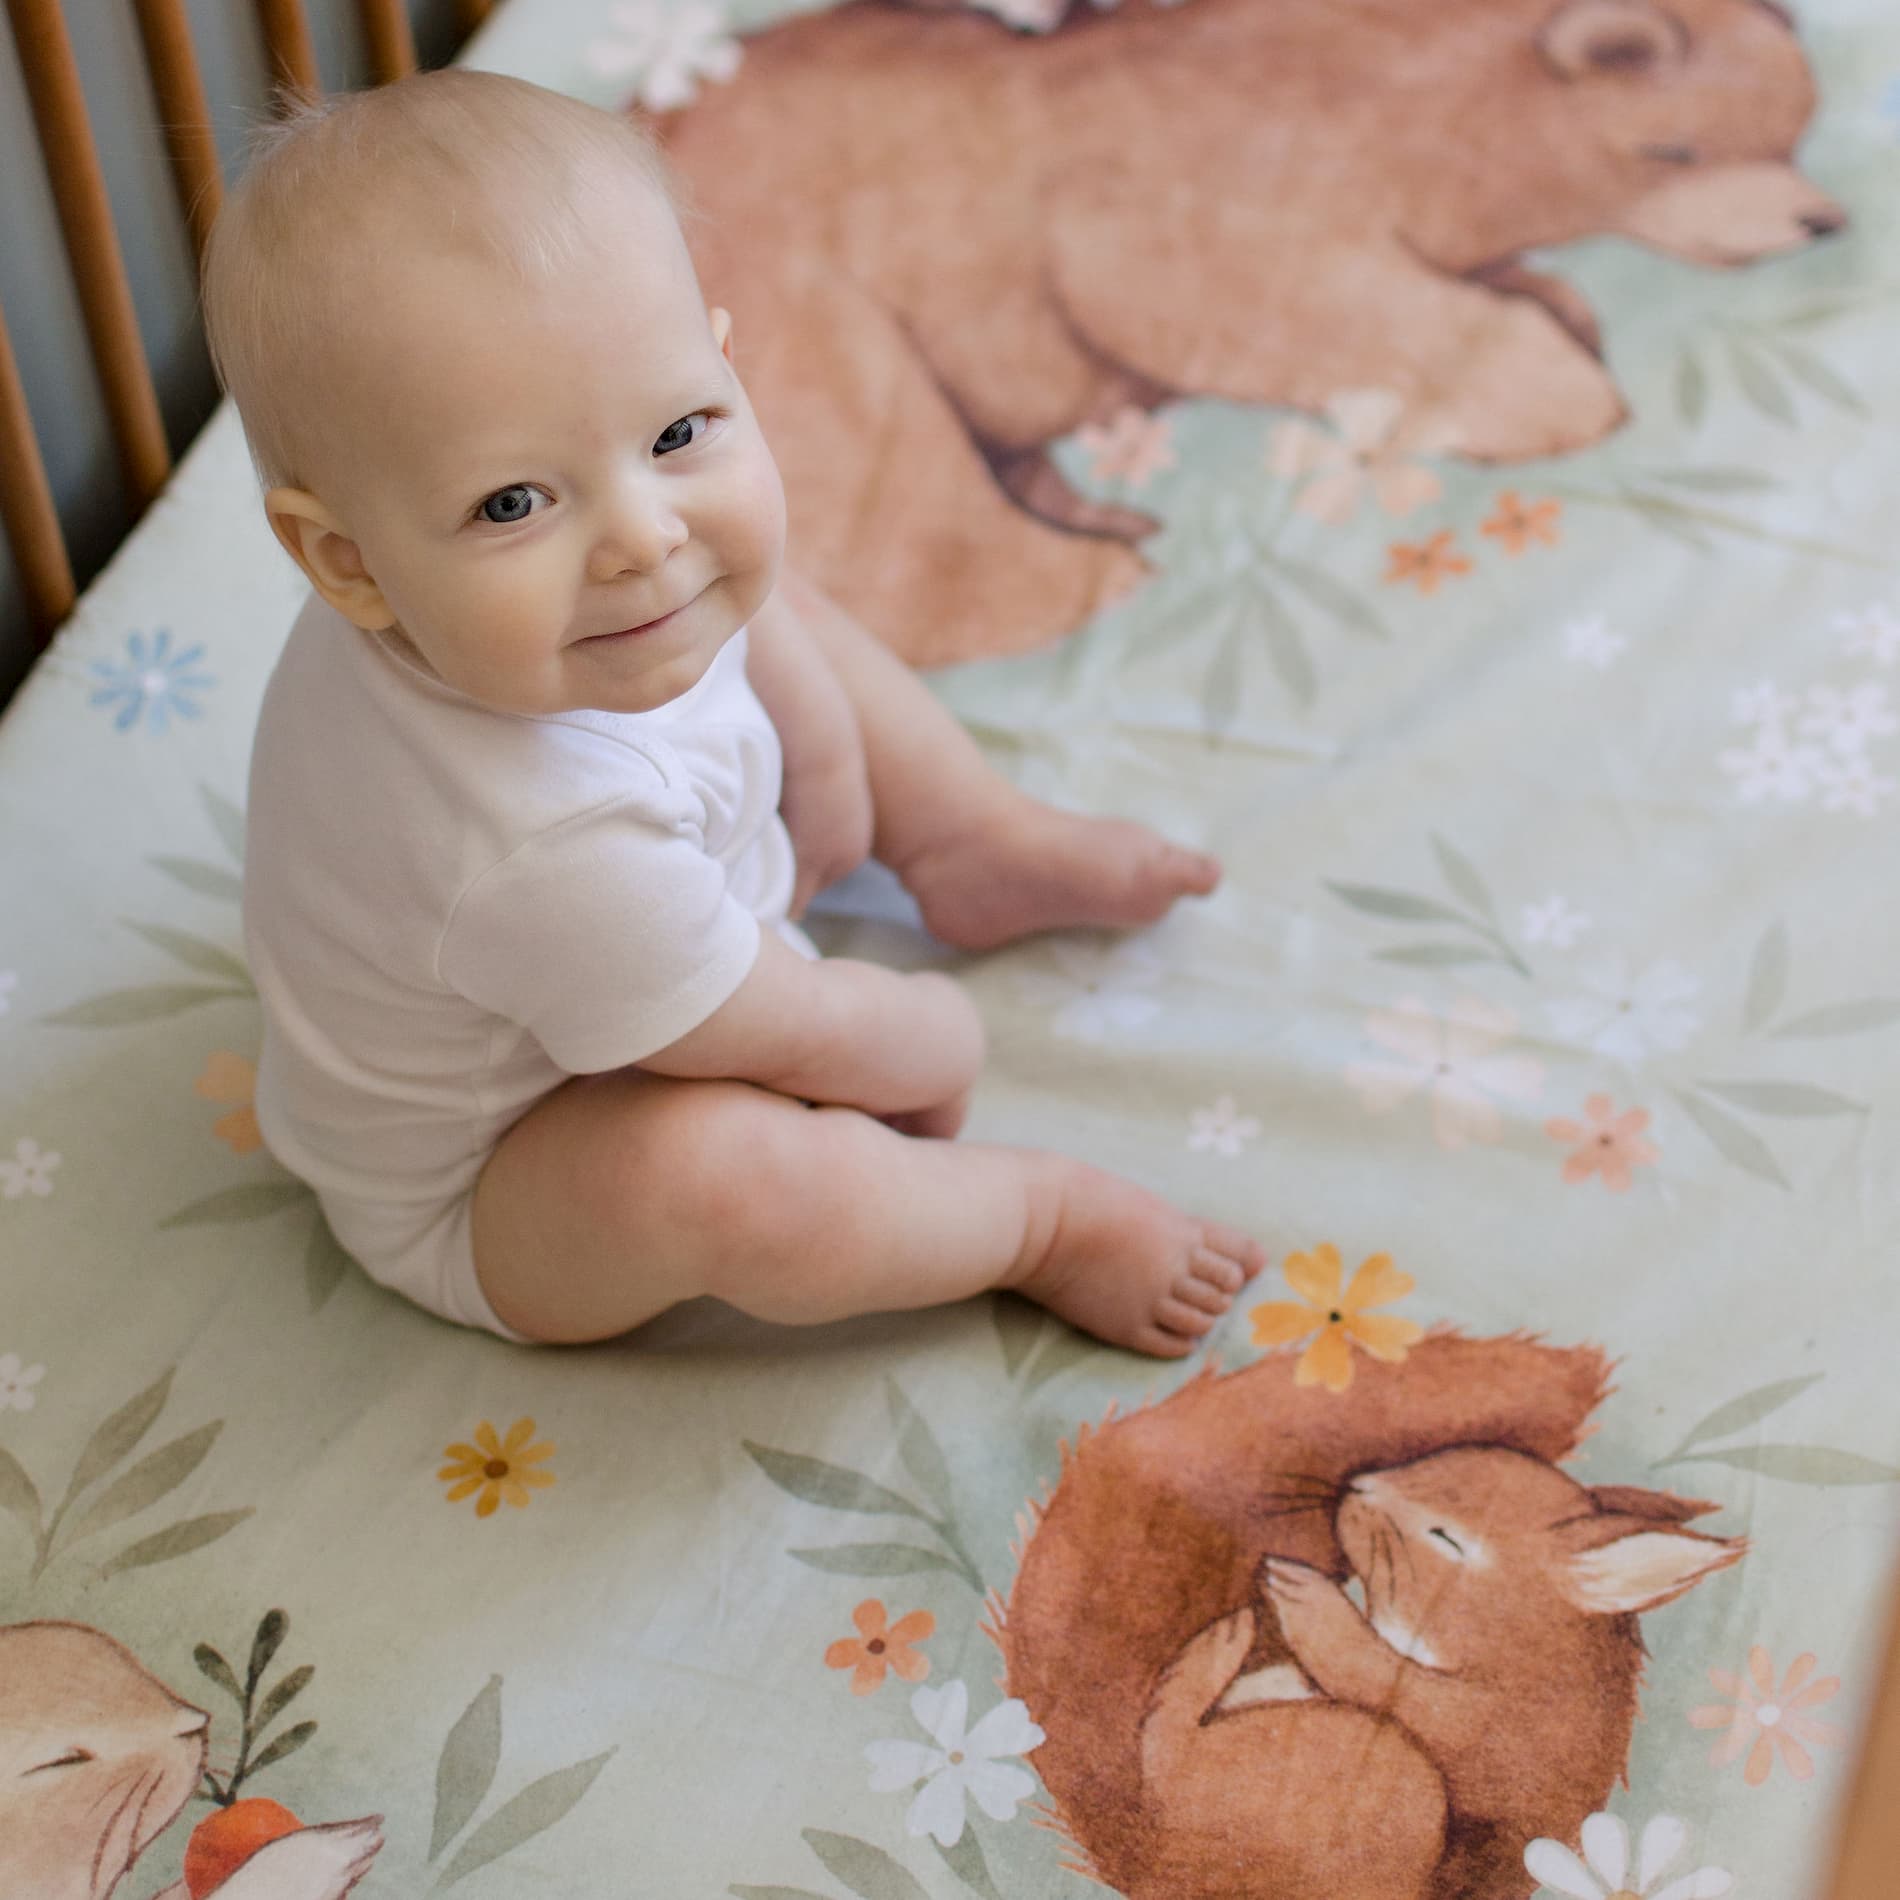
[120,921,251,986]
[992,1295,1045,1378]
[0,1446,43,1537]
[1429,835,1496,923]
[1676,350,1707,428]
[194,1645,244,1705]
[1771,999,1900,1039]
[788,1543,965,1579]
[1767,339,1869,417]
[247,1609,288,1696]
[63,1423,222,1549]
[43,984,246,1027]
[245,1719,316,1776]
[67,1367,175,1504]
[802,1830,933,1900]
[253,1663,314,1739]
[432,1675,503,1861]
[1650,466,1779,494]
[99,1508,253,1578]
[1674,1091,1789,1189]
[1254,584,1315,708]
[306,1212,353,1311]
[1022,1325,1102,1395]
[885,1380,955,1519]
[1623,494,1715,552]
[936,1829,1005,1899]
[1698,1080,1865,1118]
[1324,882,1477,928]
[731,1890,834,1900]
[1742,920,1789,1033]
[743,1443,931,1521]
[1727,338,1796,425]
[1656,1374,1824,1465]
[438,1749,615,1888]
[1266,554,1391,640]
[160,1181,312,1228]
[1674,1445,1900,1486]
[151,855,244,903]
[1200,622,1249,738]
[199,782,248,867]
[1373,944,1505,968]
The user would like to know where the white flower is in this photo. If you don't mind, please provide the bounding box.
[1526,1809,1731,1900]
[0,1353,45,1411]
[1799,681,1897,757]
[1521,896,1592,949]
[1564,617,1626,670]
[1719,725,1823,803]
[1346,997,1545,1150]
[0,970,16,1017]
[1268,388,1450,524]
[1188,1095,1261,1157]
[1074,406,1177,490]
[1015,938,1164,1044]
[865,1681,1045,1848]
[584,1,742,112]
[1548,955,1700,1066]
[1836,601,1900,667]
[1814,753,1898,818]
[1730,679,1796,730]
[0,1138,60,1199]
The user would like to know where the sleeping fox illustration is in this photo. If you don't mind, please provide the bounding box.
[0,1621,381,1900]
[996,1333,1745,1900]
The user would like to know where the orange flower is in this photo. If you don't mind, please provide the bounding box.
[1546,1094,1658,1192]
[1250,1244,1424,1393]
[438,1418,556,1518]
[195,1050,261,1155]
[1690,1647,1842,1785]
[1480,491,1562,554]
[824,1598,934,1695]
[1383,530,1471,594]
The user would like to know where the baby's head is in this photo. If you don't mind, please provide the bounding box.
[202,70,786,715]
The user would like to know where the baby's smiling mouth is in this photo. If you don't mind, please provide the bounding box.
[581,590,699,643]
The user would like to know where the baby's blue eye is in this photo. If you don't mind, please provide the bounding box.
[655,414,712,456]
[478,486,544,525]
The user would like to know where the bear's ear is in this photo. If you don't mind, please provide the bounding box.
[1557,1517,1744,1615]
[1539,0,1689,79]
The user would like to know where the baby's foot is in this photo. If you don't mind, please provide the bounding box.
[1008,1160,1266,1358]
[895,793,1220,952]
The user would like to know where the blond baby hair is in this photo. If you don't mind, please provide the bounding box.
[200,69,692,493]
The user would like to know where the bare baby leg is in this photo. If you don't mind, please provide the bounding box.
[470,1067,1264,1349]
[777,570,1221,950]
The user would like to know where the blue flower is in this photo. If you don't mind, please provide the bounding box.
[88,628,215,734]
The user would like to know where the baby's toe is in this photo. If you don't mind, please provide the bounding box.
[1155,1296,1219,1339]
[1189,1248,1246,1296]
[1173,1272,1234,1316]
[1136,1324,1200,1359]
[1199,1223,1268,1279]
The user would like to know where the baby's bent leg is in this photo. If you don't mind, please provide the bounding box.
[470,1068,1263,1350]
[779,570,1219,950]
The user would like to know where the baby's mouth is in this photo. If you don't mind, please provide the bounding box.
[582,589,699,643]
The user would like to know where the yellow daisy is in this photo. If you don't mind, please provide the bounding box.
[1250,1244,1424,1393]
[438,1417,557,1518]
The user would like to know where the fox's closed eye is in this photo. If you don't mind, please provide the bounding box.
[1427,1526,1465,1558]
[25,1747,95,1775]
[476,484,551,526]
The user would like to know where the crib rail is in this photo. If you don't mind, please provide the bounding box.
[0,0,495,656]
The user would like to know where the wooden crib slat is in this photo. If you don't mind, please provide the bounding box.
[0,299,78,649]
[1824,1573,1900,1900]
[456,0,496,35]
[132,0,225,265]
[2,0,172,511]
[360,0,418,83]
[256,0,320,99]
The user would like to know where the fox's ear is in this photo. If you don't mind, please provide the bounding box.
[1560,1519,1745,1615]
[1587,1484,1719,1525]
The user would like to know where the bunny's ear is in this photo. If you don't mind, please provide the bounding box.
[1559,1519,1745,1615]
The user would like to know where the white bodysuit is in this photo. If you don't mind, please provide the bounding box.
[243,594,805,1338]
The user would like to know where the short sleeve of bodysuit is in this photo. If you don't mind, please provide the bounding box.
[437,795,762,1075]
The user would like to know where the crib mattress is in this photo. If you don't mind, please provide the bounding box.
[3,0,1898,1894]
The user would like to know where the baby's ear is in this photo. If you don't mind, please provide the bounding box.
[265,488,395,631]
[1558,1512,1745,1615]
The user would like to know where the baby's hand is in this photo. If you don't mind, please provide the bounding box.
[783,745,875,919]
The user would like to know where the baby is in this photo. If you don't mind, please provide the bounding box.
[207,68,1265,1351]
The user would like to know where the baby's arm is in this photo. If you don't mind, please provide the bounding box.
[746,582,874,918]
[639,928,983,1133]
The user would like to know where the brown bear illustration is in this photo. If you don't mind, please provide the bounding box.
[991,1334,1745,1900]
[658,0,1843,666]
